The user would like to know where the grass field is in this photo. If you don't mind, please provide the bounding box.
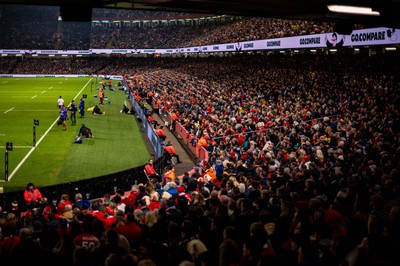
[0,77,151,193]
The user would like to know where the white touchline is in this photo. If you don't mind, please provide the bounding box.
[7,77,94,181]
[6,119,59,181]
[73,78,93,101]
[4,107,14,113]
[41,91,46,93]
[49,87,53,89]
[32,95,37,99]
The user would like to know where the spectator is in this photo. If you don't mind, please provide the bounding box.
[73,220,101,252]
[163,165,176,183]
[92,228,130,265]
[1,38,400,266]
[115,213,142,247]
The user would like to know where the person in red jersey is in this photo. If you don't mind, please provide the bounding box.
[115,213,142,247]
[73,220,101,252]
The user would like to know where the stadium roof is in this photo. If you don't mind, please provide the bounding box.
[1,0,399,30]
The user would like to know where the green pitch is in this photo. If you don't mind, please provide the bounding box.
[0,77,150,193]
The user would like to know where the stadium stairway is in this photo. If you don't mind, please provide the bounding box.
[146,106,198,178]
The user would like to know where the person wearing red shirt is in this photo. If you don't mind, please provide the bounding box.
[155,126,167,141]
[237,133,245,146]
[73,220,101,252]
[56,194,72,216]
[0,222,21,257]
[115,213,142,247]
[125,186,138,209]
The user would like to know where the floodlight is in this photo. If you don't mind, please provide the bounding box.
[327,5,380,16]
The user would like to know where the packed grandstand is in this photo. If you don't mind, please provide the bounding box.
[0,5,340,50]
[0,4,399,266]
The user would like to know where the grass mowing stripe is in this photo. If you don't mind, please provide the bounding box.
[0,77,151,193]
[2,79,91,184]
[7,113,63,182]
[4,107,14,113]
[73,77,93,101]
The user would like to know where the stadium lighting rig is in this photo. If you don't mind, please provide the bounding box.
[327,5,380,16]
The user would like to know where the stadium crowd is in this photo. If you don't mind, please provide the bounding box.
[91,17,334,49]
[0,4,58,49]
[0,4,339,50]
[1,52,399,266]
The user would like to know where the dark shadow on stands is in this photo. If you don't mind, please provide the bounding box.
[0,155,168,212]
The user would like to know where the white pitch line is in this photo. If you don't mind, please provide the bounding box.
[6,119,59,181]
[7,77,94,181]
[31,95,37,99]
[73,78,93,101]
[41,91,46,93]
[0,146,31,149]
[4,107,14,113]
[49,86,53,89]
[9,109,56,112]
